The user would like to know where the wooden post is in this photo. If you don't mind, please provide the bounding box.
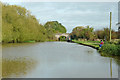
[110,12,112,42]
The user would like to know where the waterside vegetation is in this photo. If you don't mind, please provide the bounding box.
[70,26,120,56]
[72,39,120,56]
[2,3,66,43]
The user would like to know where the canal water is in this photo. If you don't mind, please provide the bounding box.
[2,42,119,78]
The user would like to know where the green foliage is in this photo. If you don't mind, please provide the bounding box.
[73,40,120,56]
[2,4,68,43]
[59,36,66,41]
[117,39,120,44]
[44,21,66,33]
[2,4,48,43]
[70,26,95,40]
[95,28,118,41]
[44,21,67,40]
[70,26,119,41]
[2,3,67,43]
[99,44,120,56]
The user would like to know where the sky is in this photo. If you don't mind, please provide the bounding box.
[2,1,119,33]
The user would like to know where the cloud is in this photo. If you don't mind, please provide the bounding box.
[7,2,118,33]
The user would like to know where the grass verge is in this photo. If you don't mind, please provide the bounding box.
[72,40,120,56]
[72,40,99,48]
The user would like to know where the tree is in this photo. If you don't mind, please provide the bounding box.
[70,26,95,40]
[94,28,118,41]
[2,3,48,43]
[44,21,67,40]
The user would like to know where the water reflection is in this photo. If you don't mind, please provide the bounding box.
[113,57,120,66]
[2,57,37,78]
[113,57,120,79]
[110,58,112,78]
[99,55,120,78]
[2,42,119,78]
[0,44,2,79]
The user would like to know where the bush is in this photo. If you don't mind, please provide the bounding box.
[99,44,120,56]
[118,40,120,44]
[59,36,66,41]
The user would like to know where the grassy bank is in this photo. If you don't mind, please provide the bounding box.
[72,40,99,48]
[72,40,120,56]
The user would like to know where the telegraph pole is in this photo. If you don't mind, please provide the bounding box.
[110,12,112,42]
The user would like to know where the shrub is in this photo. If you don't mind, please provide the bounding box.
[99,44,120,56]
[59,36,66,41]
[118,40,120,44]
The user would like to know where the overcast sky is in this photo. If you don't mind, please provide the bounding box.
[7,2,118,33]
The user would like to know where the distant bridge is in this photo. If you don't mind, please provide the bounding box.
[55,33,70,40]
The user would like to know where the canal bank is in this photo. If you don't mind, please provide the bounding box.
[70,40,99,50]
[70,40,120,56]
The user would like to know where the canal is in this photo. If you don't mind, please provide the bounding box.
[2,42,119,78]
